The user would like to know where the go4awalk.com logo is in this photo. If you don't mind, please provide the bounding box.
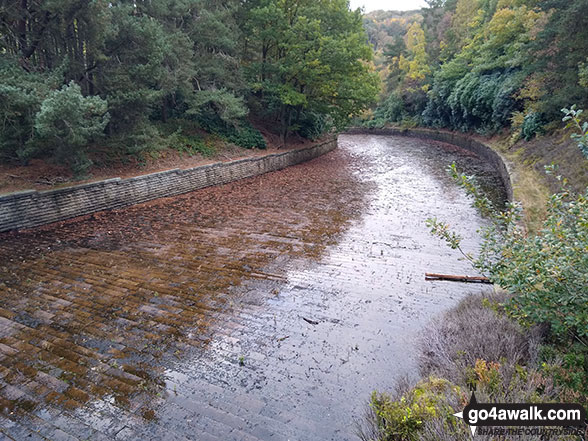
[453,392,587,439]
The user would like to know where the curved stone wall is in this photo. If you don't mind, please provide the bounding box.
[0,138,337,232]
[344,127,513,202]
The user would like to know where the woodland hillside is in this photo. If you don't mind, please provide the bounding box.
[0,0,379,177]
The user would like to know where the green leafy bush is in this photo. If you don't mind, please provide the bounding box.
[168,131,215,157]
[297,111,334,140]
[196,114,266,149]
[540,343,588,400]
[428,163,587,345]
[373,93,405,125]
[360,378,464,441]
[225,124,266,150]
[502,177,587,343]
[520,111,543,141]
[34,81,110,176]
[562,105,588,158]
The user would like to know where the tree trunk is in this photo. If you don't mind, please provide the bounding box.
[18,0,28,53]
[278,105,287,147]
[261,43,268,82]
[279,105,292,147]
[161,97,168,123]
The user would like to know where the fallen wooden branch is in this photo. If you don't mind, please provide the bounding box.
[303,317,319,325]
[425,273,492,284]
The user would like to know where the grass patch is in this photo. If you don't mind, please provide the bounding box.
[489,137,550,234]
[168,132,215,157]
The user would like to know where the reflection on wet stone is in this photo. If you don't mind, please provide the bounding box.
[0,135,506,440]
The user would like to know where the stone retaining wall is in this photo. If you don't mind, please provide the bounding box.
[345,127,513,202]
[0,138,337,232]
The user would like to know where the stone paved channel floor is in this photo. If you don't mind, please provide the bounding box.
[0,135,506,441]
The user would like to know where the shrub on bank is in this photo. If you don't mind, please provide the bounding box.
[419,292,543,389]
[428,162,587,355]
[358,377,466,441]
[195,114,266,150]
[358,295,573,441]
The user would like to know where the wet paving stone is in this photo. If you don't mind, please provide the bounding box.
[0,135,506,440]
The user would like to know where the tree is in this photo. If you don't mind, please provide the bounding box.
[522,0,588,121]
[0,0,382,171]
[185,0,247,125]
[442,0,483,57]
[401,21,430,85]
[244,0,379,143]
[0,55,60,163]
[34,81,109,175]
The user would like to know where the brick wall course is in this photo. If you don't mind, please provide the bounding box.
[0,138,337,232]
